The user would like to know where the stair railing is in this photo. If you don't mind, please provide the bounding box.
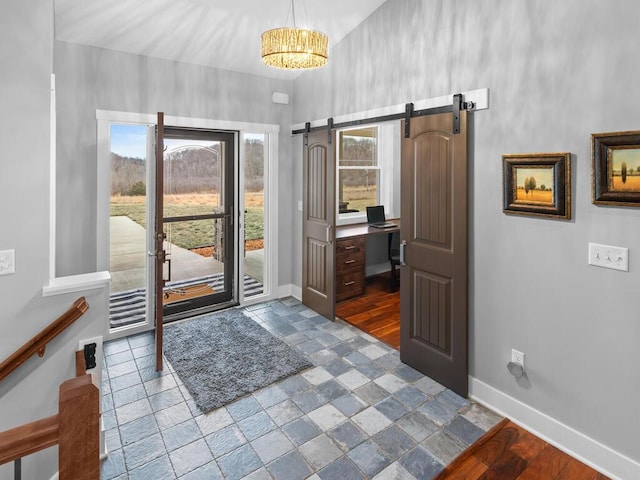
[0,297,88,382]
[0,297,99,479]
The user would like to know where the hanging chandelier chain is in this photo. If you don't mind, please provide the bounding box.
[291,0,297,28]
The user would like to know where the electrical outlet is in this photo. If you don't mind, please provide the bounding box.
[511,349,525,368]
[79,336,103,374]
[0,249,15,275]
[84,343,97,370]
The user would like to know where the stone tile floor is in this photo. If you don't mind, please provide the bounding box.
[100,297,502,479]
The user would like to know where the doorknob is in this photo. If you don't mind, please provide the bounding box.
[399,240,407,266]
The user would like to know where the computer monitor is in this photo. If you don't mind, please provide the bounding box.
[366,205,386,225]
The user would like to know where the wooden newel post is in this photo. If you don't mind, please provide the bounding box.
[58,374,99,480]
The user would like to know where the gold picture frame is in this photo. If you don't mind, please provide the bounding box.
[592,130,640,207]
[502,152,571,219]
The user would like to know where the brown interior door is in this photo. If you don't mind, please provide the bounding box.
[400,111,469,397]
[302,129,336,320]
[154,112,165,371]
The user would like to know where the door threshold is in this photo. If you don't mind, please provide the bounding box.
[163,300,239,324]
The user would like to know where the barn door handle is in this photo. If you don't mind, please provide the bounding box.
[400,240,407,266]
[326,225,333,244]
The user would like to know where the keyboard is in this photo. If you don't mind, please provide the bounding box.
[369,222,397,229]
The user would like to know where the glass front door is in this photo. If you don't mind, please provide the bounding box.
[161,128,236,320]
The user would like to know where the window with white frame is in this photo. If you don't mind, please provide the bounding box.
[336,122,400,224]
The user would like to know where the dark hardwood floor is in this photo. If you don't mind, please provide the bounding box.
[435,419,610,480]
[336,275,610,480]
[335,273,400,349]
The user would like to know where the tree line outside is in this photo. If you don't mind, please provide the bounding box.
[110,138,265,251]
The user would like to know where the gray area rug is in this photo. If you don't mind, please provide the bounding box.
[163,308,312,413]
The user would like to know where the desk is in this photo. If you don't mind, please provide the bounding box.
[335,220,400,302]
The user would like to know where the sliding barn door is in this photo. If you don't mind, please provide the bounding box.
[400,112,469,397]
[302,130,336,320]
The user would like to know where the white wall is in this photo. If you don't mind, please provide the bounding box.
[293,0,640,476]
[0,2,108,479]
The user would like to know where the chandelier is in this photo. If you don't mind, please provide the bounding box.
[261,1,328,70]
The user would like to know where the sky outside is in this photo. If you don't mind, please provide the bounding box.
[110,124,147,159]
[110,123,265,159]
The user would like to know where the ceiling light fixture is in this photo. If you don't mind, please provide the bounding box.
[261,0,328,70]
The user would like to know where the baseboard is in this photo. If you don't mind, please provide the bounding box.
[469,376,640,480]
[278,283,301,301]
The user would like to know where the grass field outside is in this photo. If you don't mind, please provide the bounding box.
[110,193,264,251]
[340,185,378,213]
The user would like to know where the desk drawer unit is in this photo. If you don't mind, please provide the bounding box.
[336,237,365,302]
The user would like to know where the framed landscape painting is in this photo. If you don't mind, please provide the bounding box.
[592,130,640,206]
[503,152,571,219]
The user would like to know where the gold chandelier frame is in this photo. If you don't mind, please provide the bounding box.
[261,1,328,70]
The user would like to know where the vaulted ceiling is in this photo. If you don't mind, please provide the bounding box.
[54,0,388,79]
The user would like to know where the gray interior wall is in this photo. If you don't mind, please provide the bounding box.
[54,41,295,287]
[293,0,640,463]
[0,2,107,479]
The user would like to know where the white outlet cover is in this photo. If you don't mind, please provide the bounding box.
[511,349,525,367]
[0,249,15,275]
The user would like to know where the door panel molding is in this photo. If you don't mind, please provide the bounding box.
[412,270,452,355]
[414,133,452,248]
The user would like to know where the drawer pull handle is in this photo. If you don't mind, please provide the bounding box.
[344,259,356,264]
[344,281,355,286]
[344,245,356,250]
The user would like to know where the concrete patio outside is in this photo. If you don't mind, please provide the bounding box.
[109,215,264,293]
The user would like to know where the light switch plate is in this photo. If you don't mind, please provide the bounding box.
[588,242,628,272]
[0,249,15,275]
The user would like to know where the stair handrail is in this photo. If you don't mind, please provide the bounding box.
[0,297,89,383]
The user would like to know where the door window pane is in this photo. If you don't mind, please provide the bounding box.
[161,131,234,317]
[109,123,149,330]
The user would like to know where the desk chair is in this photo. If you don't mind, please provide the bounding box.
[388,232,400,292]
